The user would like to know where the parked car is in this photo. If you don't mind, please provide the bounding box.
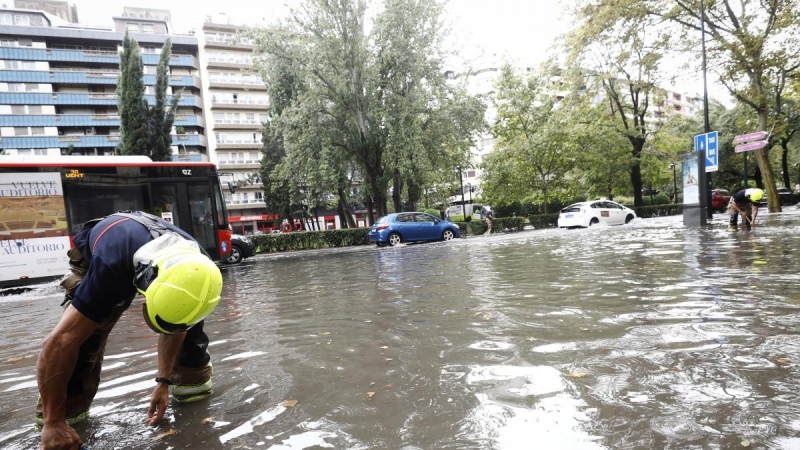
[558,199,637,228]
[711,189,731,212]
[369,212,461,246]
[759,187,796,207]
[226,234,256,264]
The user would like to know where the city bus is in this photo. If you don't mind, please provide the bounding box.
[0,155,232,288]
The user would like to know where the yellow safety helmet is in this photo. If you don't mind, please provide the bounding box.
[746,188,764,202]
[135,245,223,334]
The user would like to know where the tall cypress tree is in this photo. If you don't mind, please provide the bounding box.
[117,32,149,156]
[149,38,180,161]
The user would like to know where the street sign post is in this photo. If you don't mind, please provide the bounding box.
[735,140,768,153]
[733,130,769,188]
[694,131,718,172]
[734,131,768,144]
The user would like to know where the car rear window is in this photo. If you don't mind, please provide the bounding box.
[561,204,583,213]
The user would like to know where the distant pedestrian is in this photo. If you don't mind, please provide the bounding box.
[445,210,451,221]
[727,188,763,230]
[484,209,495,235]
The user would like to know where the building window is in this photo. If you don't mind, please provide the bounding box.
[31,127,45,135]
[11,105,25,114]
[127,24,140,32]
[0,14,12,25]
[142,23,155,33]
[28,105,42,114]
[14,127,30,136]
[4,60,19,69]
[15,15,30,26]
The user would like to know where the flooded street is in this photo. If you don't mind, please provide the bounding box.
[5,211,800,449]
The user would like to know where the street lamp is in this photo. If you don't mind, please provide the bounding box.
[457,166,466,219]
[668,163,677,203]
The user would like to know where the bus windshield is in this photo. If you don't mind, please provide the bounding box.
[0,156,231,288]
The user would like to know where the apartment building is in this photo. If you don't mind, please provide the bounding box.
[199,19,273,234]
[0,3,207,159]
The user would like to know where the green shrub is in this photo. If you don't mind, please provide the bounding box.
[250,228,370,253]
[527,213,558,229]
[422,208,442,218]
[454,217,528,235]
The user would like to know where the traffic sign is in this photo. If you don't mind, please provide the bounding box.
[735,139,768,153]
[694,131,718,172]
[734,131,768,144]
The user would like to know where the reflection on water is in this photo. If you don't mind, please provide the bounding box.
[5,212,800,448]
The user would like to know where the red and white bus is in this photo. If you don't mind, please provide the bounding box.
[0,155,232,288]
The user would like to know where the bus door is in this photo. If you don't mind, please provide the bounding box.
[150,181,218,258]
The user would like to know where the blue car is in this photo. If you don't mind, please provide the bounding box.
[369,212,461,246]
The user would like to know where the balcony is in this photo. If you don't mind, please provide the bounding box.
[171,153,208,162]
[212,119,264,130]
[0,114,205,128]
[0,48,198,68]
[214,141,261,150]
[226,201,267,211]
[0,70,201,88]
[208,78,266,90]
[0,92,202,107]
[210,100,269,111]
[206,59,251,70]
[217,159,260,170]
[0,134,207,150]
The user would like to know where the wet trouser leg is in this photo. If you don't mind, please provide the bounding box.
[36,296,133,426]
[171,320,214,402]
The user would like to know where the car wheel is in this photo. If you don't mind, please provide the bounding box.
[625,214,634,224]
[226,244,243,264]
[589,218,599,226]
[442,229,455,241]
[387,233,402,246]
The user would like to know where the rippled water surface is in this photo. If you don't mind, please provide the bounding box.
[5,212,800,449]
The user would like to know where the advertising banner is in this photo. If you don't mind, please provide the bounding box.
[0,172,70,282]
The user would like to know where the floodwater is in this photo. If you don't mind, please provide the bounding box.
[4,211,800,449]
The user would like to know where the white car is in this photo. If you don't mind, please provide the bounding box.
[558,199,637,228]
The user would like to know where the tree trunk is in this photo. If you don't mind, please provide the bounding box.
[392,168,402,212]
[755,112,781,212]
[337,187,357,228]
[629,137,644,207]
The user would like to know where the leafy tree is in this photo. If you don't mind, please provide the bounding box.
[566,7,671,207]
[148,38,180,162]
[482,65,576,214]
[117,32,149,156]
[258,121,295,227]
[652,0,800,211]
[247,0,484,223]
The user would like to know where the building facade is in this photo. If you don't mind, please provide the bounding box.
[0,5,207,160]
[199,19,273,234]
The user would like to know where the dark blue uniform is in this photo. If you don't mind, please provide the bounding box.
[71,213,195,324]
[728,189,758,229]
[36,212,213,424]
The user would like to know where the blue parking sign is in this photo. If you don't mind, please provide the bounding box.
[694,131,718,172]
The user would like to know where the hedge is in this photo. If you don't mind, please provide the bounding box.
[245,205,687,255]
[250,228,370,253]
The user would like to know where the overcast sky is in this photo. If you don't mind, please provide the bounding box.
[65,0,723,101]
[67,0,567,64]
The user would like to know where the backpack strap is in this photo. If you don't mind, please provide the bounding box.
[112,211,170,239]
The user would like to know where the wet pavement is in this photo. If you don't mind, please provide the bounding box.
[4,210,800,449]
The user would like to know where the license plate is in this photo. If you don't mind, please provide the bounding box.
[565,214,574,218]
